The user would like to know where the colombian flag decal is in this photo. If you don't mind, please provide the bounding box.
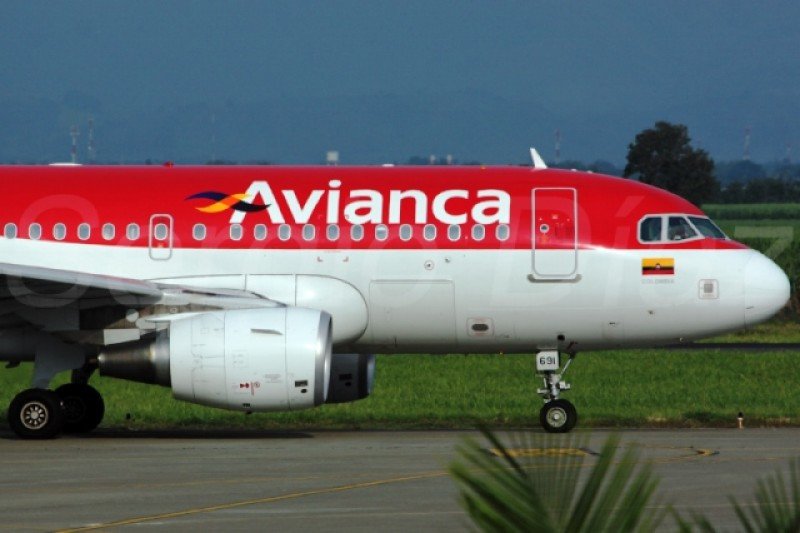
[642,257,675,276]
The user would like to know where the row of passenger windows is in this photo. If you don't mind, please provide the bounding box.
[3,222,142,241]
[188,223,511,242]
[3,222,511,243]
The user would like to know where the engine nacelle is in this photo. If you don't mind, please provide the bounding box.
[326,353,375,404]
[99,307,332,412]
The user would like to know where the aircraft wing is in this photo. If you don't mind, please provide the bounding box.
[0,262,164,309]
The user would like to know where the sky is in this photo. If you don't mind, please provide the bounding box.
[1,2,799,164]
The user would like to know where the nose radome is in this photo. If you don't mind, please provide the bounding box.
[744,252,791,327]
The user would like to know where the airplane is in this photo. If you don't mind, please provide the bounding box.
[0,152,790,439]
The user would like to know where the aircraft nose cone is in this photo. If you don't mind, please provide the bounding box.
[744,252,790,327]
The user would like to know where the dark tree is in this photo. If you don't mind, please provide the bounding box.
[624,121,718,206]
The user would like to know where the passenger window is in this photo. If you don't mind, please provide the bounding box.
[375,224,388,241]
[193,224,207,241]
[423,224,436,241]
[154,223,168,241]
[448,224,461,241]
[326,224,339,241]
[254,224,267,241]
[302,224,315,241]
[472,224,485,241]
[126,223,140,241]
[399,224,412,241]
[77,223,91,241]
[53,223,67,241]
[230,224,243,241]
[4,223,17,239]
[496,224,510,241]
[351,224,364,242]
[639,216,663,242]
[667,216,697,241]
[29,223,42,240]
[278,224,291,241]
[102,223,115,240]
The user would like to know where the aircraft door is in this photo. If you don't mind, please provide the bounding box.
[149,214,174,260]
[532,188,577,278]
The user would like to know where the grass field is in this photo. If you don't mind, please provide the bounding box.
[1,325,798,431]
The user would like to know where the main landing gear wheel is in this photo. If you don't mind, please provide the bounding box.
[8,389,65,440]
[540,399,578,433]
[55,383,105,434]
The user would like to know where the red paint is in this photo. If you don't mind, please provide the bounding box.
[0,165,748,251]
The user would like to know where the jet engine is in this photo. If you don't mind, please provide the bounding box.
[99,307,332,411]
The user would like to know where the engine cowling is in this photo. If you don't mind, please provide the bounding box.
[99,307,332,412]
[326,353,375,404]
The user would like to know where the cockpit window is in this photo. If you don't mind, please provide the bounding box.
[639,216,663,242]
[688,216,726,239]
[667,216,697,241]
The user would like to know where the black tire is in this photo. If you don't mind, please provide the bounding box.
[8,389,66,440]
[540,399,578,433]
[55,383,105,434]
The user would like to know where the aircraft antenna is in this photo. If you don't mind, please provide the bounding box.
[743,126,751,161]
[555,129,561,164]
[70,125,80,164]
[87,118,96,163]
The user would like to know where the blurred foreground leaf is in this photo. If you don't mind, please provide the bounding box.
[449,429,664,532]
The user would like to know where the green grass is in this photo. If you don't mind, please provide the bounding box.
[704,203,800,220]
[2,338,799,430]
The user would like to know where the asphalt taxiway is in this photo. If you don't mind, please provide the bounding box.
[1,428,799,532]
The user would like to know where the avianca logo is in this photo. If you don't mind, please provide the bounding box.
[189,180,511,225]
[186,191,269,213]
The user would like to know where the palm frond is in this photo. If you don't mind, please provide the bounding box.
[449,428,664,533]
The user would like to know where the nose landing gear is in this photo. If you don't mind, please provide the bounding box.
[536,350,577,433]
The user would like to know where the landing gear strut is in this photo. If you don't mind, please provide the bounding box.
[536,350,578,433]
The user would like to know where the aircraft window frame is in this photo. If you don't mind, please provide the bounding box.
[4,223,17,240]
[472,224,485,241]
[667,216,698,242]
[230,223,243,241]
[53,223,67,241]
[28,223,42,240]
[193,223,207,241]
[496,224,510,241]
[638,216,663,243]
[302,224,315,241]
[375,224,388,241]
[688,216,727,240]
[423,224,436,241]
[399,224,412,241]
[326,224,339,241]
[351,224,364,242]
[448,224,461,241]
[77,223,91,241]
[254,224,267,241]
[278,224,291,241]
[102,223,115,241]
[126,223,140,241]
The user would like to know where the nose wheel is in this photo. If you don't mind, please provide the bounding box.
[540,398,577,433]
[536,350,578,433]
